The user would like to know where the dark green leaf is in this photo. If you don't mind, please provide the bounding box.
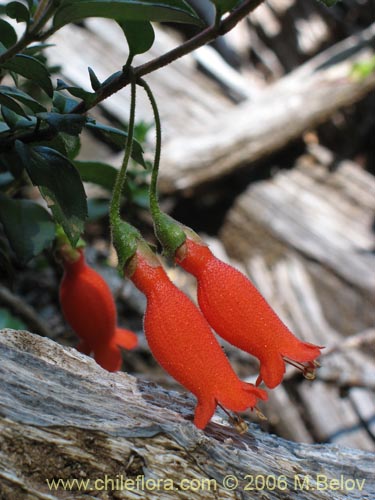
[85,121,146,167]
[56,79,96,106]
[88,67,101,91]
[6,1,30,23]
[32,133,81,159]
[210,0,241,14]
[37,112,86,135]
[0,92,30,119]
[0,121,10,133]
[26,146,87,245]
[101,70,122,87]
[74,160,117,191]
[119,20,155,55]
[1,105,21,127]
[24,43,54,56]
[53,0,203,28]
[1,55,53,97]
[0,85,47,112]
[61,133,81,159]
[0,194,55,263]
[53,91,79,113]
[1,106,36,129]
[0,19,17,48]
[0,149,24,178]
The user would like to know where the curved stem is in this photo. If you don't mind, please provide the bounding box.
[109,73,136,228]
[138,78,162,221]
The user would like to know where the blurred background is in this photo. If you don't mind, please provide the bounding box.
[1,0,374,450]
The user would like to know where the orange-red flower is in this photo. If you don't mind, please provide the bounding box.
[128,244,267,429]
[176,237,322,389]
[59,248,137,371]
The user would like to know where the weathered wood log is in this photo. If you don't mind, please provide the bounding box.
[0,329,374,500]
[220,144,375,336]
[184,238,375,449]
[159,24,375,192]
[245,255,375,450]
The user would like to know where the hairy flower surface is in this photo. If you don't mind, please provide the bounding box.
[129,249,267,429]
[176,238,322,389]
[60,249,137,371]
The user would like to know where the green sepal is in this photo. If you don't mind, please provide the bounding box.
[112,220,140,271]
[55,224,86,250]
[153,212,186,259]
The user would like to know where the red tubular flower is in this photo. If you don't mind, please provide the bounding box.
[59,248,138,371]
[128,244,267,429]
[175,237,322,389]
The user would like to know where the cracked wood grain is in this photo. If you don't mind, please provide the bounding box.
[0,329,374,499]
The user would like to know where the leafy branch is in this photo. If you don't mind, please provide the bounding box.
[0,0,61,65]
[0,0,264,150]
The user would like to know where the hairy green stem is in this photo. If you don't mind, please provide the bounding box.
[138,78,186,258]
[138,78,162,221]
[109,73,136,229]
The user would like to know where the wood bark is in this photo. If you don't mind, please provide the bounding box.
[220,143,375,336]
[0,329,374,500]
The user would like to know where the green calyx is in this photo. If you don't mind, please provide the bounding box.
[153,212,186,260]
[112,220,141,272]
[55,224,85,262]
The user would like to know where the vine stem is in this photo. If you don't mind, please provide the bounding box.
[109,73,136,228]
[138,78,162,221]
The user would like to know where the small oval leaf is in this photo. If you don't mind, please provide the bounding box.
[0,85,47,112]
[119,20,155,55]
[0,92,30,119]
[37,112,87,135]
[0,19,18,48]
[74,160,118,191]
[53,0,204,28]
[88,67,101,91]
[1,55,53,97]
[5,1,30,23]
[25,145,87,245]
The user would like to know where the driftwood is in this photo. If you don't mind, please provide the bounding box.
[159,24,375,192]
[0,328,374,500]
